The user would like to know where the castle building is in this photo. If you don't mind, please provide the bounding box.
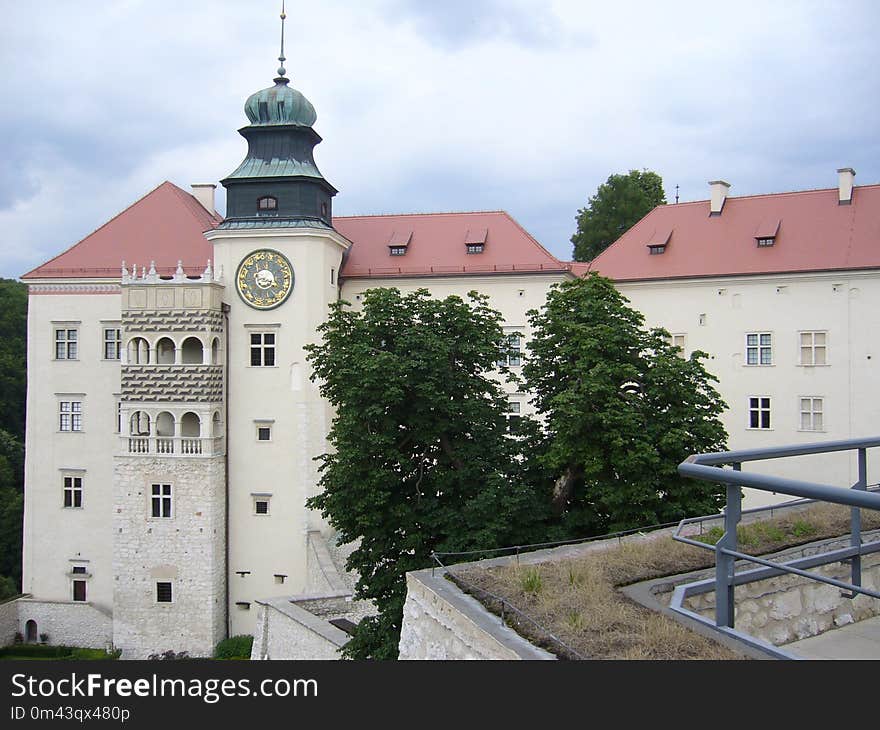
[10,36,879,657]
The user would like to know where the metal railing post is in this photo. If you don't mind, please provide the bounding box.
[847,448,867,597]
[715,464,741,628]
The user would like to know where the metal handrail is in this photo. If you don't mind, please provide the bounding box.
[674,436,880,658]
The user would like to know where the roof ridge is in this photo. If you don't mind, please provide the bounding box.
[672,182,880,207]
[497,210,564,265]
[335,210,508,220]
[21,181,178,279]
[165,182,223,226]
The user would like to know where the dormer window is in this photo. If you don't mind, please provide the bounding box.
[465,228,488,254]
[755,219,780,247]
[387,230,412,257]
[645,227,672,256]
[257,196,278,213]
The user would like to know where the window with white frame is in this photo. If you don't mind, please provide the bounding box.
[505,401,522,434]
[748,397,772,429]
[59,401,82,432]
[255,420,274,442]
[103,327,121,360]
[63,475,83,508]
[497,333,522,367]
[745,332,772,365]
[150,483,172,518]
[249,331,276,366]
[800,397,824,431]
[799,331,827,366]
[54,328,78,359]
[666,333,687,357]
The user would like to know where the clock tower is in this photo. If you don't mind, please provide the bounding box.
[205,15,351,636]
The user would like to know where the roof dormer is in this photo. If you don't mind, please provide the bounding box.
[646,228,672,255]
[387,230,412,256]
[754,219,780,247]
[465,228,487,254]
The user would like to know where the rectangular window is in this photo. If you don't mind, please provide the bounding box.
[250,332,276,366]
[466,244,484,254]
[103,328,121,360]
[745,332,772,365]
[799,331,827,366]
[800,397,824,431]
[257,426,271,441]
[72,580,87,602]
[156,582,173,603]
[55,328,78,360]
[748,397,772,430]
[59,401,83,432]
[506,401,522,434]
[151,483,172,518]
[63,476,83,508]
[497,333,522,367]
[666,333,687,357]
[71,565,87,574]
[756,237,775,247]
[389,246,407,256]
[255,500,269,515]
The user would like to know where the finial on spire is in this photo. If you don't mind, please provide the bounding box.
[277,1,287,79]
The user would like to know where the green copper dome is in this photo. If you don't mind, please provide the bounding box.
[244,77,317,127]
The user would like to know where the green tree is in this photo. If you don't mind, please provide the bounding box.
[571,169,666,262]
[305,288,544,659]
[0,279,26,592]
[522,273,727,535]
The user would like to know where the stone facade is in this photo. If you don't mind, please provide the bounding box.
[683,552,880,646]
[0,596,21,645]
[14,598,112,649]
[251,597,347,660]
[112,456,226,658]
[399,571,555,660]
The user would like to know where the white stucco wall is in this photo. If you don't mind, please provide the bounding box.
[22,287,121,615]
[617,270,880,506]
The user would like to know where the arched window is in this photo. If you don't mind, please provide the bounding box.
[181,337,204,364]
[130,411,151,436]
[156,412,175,438]
[127,337,150,365]
[156,337,176,365]
[212,411,222,438]
[25,620,38,642]
[181,412,201,438]
[257,196,278,213]
[211,338,220,365]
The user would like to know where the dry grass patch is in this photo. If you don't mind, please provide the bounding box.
[451,503,880,660]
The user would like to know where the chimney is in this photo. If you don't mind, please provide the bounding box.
[709,180,730,215]
[191,183,217,215]
[837,168,855,205]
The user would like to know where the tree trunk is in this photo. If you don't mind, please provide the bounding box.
[550,466,580,515]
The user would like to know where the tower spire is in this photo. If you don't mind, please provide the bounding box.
[277,1,287,79]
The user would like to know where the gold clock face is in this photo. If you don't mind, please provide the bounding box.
[236,249,294,310]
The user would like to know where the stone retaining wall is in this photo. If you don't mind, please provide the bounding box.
[683,552,880,646]
[0,596,22,645]
[250,597,348,660]
[14,599,113,649]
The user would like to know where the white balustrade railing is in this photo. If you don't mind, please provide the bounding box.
[122,436,223,456]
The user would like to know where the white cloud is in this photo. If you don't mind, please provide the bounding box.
[2,0,878,277]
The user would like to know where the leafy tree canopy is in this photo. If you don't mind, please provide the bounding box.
[522,273,728,535]
[304,288,546,659]
[571,169,666,262]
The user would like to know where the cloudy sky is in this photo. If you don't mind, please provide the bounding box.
[2,1,878,278]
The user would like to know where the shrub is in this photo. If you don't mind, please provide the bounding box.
[39,633,49,643]
[214,635,253,660]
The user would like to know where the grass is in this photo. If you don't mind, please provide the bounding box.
[451,503,880,660]
[0,645,119,660]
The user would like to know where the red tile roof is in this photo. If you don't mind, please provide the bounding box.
[21,181,221,280]
[335,211,568,279]
[23,188,571,282]
[588,184,880,282]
